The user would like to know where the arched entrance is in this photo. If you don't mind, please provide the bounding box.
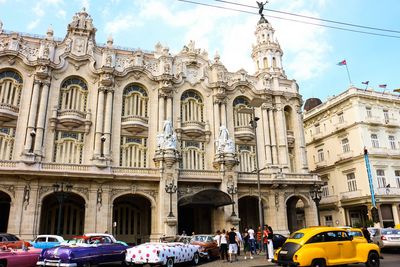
[113,194,151,245]
[178,189,233,235]
[238,196,261,231]
[0,191,11,232]
[39,192,85,238]
[287,196,306,233]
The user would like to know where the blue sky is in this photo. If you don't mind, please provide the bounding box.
[0,0,399,102]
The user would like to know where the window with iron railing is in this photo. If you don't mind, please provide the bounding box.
[120,137,147,168]
[53,131,84,164]
[342,138,350,153]
[346,172,357,192]
[389,135,396,149]
[376,169,386,188]
[371,134,379,148]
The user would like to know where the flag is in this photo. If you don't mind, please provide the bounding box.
[362,81,369,85]
[337,60,347,66]
[379,84,387,88]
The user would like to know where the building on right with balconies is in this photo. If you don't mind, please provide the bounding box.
[303,86,400,228]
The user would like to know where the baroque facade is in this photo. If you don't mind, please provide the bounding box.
[0,9,320,243]
[304,87,400,228]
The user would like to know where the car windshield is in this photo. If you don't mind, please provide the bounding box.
[3,234,19,241]
[191,235,208,242]
[347,231,363,237]
[289,232,304,239]
[382,229,400,235]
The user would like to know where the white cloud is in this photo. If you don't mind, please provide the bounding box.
[57,9,66,19]
[104,15,143,35]
[81,0,89,10]
[33,4,45,17]
[27,19,40,30]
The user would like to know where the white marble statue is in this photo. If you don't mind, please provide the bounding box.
[216,125,235,154]
[157,120,177,150]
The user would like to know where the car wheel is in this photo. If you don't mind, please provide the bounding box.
[166,257,174,267]
[206,251,212,261]
[192,253,200,265]
[365,251,380,267]
[311,259,326,267]
[0,261,6,267]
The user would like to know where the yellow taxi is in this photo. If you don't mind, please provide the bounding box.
[273,227,381,267]
[345,228,367,243]
[395,224,400,230]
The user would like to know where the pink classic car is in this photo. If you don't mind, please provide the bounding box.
[0,246,42,267]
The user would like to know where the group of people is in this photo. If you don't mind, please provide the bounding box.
[213,225,274,263]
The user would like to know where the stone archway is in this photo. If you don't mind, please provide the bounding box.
[286,196,307,233]
[0,191,11,232]
[39,192,85,238]
[112,194,151,245]
[238,196,261,231]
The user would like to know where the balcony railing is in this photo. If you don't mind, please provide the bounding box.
[121,115,149,133]
[340,190,362,200]
[320,195,339,204]
[375,187,400,196]
[234,125,254,141]
[179,169,220,182]
[337,151,354,161]
[0,103,19,121]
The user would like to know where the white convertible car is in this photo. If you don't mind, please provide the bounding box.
[125,237,200,267]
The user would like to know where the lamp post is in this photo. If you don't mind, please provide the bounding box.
[227,183,238,217]
[29,129,36,153]
[165,180,177,217]
[52,182,73,235]
[100,135,106,157]
[238,99,265,230]
[310,184,322,226]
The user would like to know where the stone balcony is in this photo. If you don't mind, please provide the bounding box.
[315,160,327,169]
[121,115,149,133]
[234,125,254,141]
[365,116,382,125]
[237,172,319,185]
[286,130,295,148]
[335,120,348,131]
[180,121,207,137]
[375,187,400,196]
[0,103,19,121]
[337,150,354,161]
[320,194,339,205]
[179,169,220,182]
[57,109,88,127]
[340,190,362,200]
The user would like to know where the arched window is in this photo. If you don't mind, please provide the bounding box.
[122,84,148,118]
[53,131,84,164]
[272,57,277,68]
[180,90,203,123]
[0,70,22,108]
[237,144,256,172]
[284,106,293,131]
[59,77,88,113]
[263,57,268,68]
[120,137,147,168]
[181,141,205,170]
[233,96,251,128]
[0,127,15,160]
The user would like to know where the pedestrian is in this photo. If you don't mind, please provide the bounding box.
[262,225,269,257]
[228,227,238,262]
[235,228,242,256]
[256,226,262,254]
[214,230,221,247]
[220,229,229,261]
[267,225,274,261]
[182,230,187,236]
[247,226,256,259]
[242,227,250,260]
[362,226,371,243]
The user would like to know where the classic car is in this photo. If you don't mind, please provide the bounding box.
[30,235,64,249]
[345,228,367,243]
[0,233,31,249]
[190,235,219,260]
[273,226,381,267]
[0,246,42,267]
[371,228,400,249]
[125,237,200,267]
[272,234,287,249]
[36,234,128,266]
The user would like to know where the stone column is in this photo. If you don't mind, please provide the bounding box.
[213,100,220,138]
[262,106,272,165]
[34,81,50,155]
[268,109,278,165]
[220,101,227,126]
[392,204,400,225]
[103,90,113,156]
[294,107,308,171]
[275,105,289,168]
[94,88,105,156]
[24,80,41,152]
[158,96,165,131]
[166,96,172,121]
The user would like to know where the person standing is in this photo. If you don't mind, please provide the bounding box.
[214,230,221,247]
[256,226,262,254]
[263,225,269,257]
[235,228,242,256]
[247,226,256,259]
[242,227,250,260]
[362,227,371,243]
[266,225,274,261]
[220,229,228,261]
[228,227,238,262]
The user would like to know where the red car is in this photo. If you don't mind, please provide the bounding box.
[0,234,31,249]
[190,235,219,260]
[0,246,42,267]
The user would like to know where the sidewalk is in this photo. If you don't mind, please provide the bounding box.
[200,253,275,267]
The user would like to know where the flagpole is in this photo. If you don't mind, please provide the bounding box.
[345,64,352,85]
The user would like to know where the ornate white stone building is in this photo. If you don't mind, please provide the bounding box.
[0,10,319,243]
[304,87,400,228]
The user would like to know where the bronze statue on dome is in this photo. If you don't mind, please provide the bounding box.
[256,1,268,17]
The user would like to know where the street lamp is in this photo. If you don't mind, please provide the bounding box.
[53,182,73,235]
[165,180,177,217]
[29,129,36,153]
[227,183,238,217]
[100,135,106,158]
[310,184,322,226]
[238,98,265,230]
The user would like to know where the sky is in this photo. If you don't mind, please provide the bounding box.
[0,0,399,102]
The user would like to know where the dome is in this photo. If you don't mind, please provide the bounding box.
[304,98,322,111]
